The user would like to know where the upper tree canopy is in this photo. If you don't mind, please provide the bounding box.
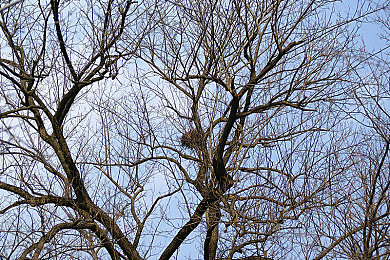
[0,0,389,259]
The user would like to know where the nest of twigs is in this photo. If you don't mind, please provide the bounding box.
[180,129,203,149]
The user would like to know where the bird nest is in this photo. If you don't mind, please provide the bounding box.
[180,129,203,149]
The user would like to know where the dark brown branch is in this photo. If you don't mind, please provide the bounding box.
[212,95,239,184]
[0,181,73,208]
[159,198,211,260]
[50,0,78,80]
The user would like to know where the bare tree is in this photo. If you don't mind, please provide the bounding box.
[313,46,390,260]
[0,0,389,259]
[0,0,146,259]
